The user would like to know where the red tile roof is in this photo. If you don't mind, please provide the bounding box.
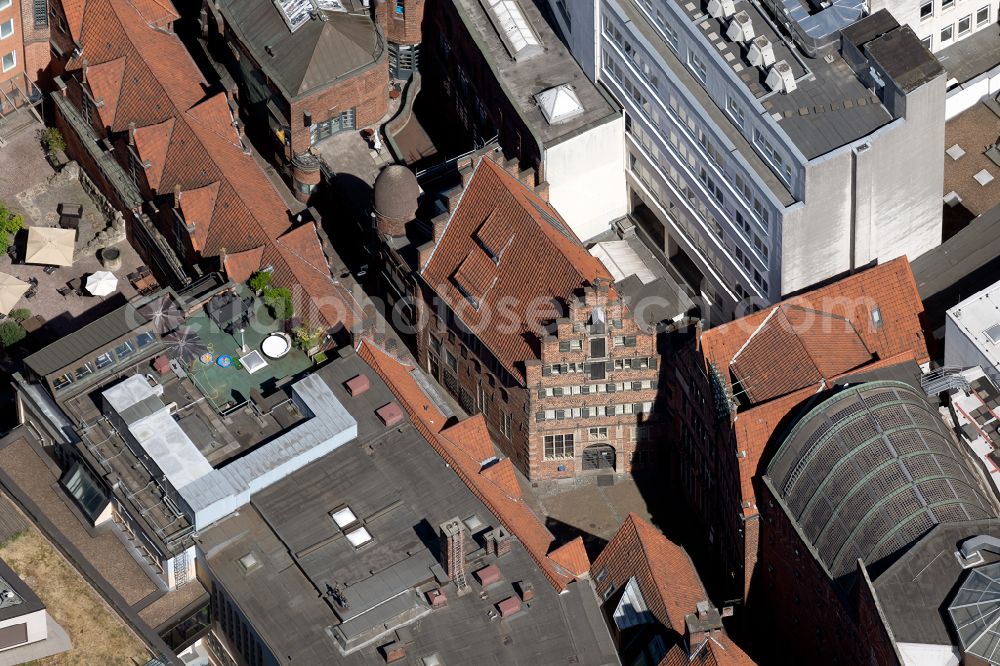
[420,157,613,380]
[66,0,358,333]
[179,181,220,252]
[132,118,175,192]
[85,58,126,128]
[357,339,586,591]
[595,513,708,633]
[702,257,928,392]
[598,514,757,666]
[222,246,264,284]
[660,635,757,666]
[547,537,590,577]
[730,305,872,404]
[698,259,929,523]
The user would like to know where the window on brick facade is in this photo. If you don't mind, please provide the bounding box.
[589,427,608,440]
[0,19,13,39]
[395,0,404,13]
[501,412,511,438]
[1,50,14,73]
[544,433,574,459]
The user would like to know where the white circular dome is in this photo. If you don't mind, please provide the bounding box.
[261,332,292,359]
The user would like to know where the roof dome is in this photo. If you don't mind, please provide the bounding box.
[373,165,419,224]
[766,380,996,581]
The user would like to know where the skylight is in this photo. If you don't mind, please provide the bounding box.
[345,526,373,547]
[274,0,312,32]
[331,506,357,528]
[536,85,584,124]
[484,0,541,59]
[985,323,1000,344]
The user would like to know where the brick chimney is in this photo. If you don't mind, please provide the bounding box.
[684,601,724,654]
[440,518,470,595]
[484,526,512,558]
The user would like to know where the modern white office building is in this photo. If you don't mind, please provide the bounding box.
[547,1,946,321]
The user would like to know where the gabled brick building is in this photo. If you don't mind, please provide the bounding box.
[48,0,358,337]
[592,513,756,666]
[666,257,930,601]
[377,154,662,481]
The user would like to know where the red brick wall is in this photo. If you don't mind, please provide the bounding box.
[17,0,49,82]
[383,0,423,46]
[0,0,27,93]
[755,480,883,665]
[287,62,388,157]
[524,286,662,480]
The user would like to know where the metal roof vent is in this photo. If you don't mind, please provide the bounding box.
[707,0,737,19]
[748,35,775,68]
[765,61,797,94]
[726,11,755,43]
[535,85,584,124]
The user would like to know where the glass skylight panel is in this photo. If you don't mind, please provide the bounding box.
[331,506,357,528]
[275,0,312,32]
[345,526,372,547]
[486,0,539,54]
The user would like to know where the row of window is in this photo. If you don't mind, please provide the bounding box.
[537,402,655,423]
[539,379,656,398]
[542,356,657,376]
[923,6,991,48]
[51,332,156,390]
[543,427,654,459]
[557,335,638,353]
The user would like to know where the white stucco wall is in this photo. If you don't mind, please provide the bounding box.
[872,0,997,52]
[946,66,1000,119]
[545,116,628,242]
[0,608,48,650]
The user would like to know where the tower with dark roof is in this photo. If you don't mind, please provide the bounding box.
[373,164,419,238]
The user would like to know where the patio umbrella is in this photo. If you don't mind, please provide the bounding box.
[24,227,75,266]
[164,327,208,364]
[0,272,29,314]
[85,271,118,297]
[138,294,185,334]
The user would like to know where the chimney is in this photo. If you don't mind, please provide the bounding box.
[519,166,536,188]
[440,518,471,595]
[431,212,449,243]
[173,184,182,208]
[503,158,520,178]
[685,601,724,654]
[128,121,137,146]
[534,180,549,201]
[484,527,512,558]
[458,164,475,190]
[80,59,89,82]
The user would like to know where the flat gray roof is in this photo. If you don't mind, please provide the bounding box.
[0,558,44,623]
[23,303,149,377]
[452,0,620,148]
[936,25,1000,86]
[873,519,1000,647]
[674,0,893,160]
[198,351,619,665]
[217,0,383,100]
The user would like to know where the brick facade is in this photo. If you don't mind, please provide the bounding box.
[755,479,900,665]
[287,63,388,158]
[0,0,49,102]
[376,0,424,46]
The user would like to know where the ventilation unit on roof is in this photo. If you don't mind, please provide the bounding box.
[747,35,775,68]
[765,60,797,94]
[707,0,737,19]
[726,11,755,43]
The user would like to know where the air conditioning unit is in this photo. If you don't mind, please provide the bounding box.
[726,11,755,43]
[747,35,775,68]
[707,0,737,19]
[765,60,797,93]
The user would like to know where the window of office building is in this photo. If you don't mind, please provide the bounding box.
[0,19,13,39]
[687,50,707,82]
[977,5,990,25]
[958,14,972,34]
[726,95,745,127]
[920,0,933,18]
[1,50,14,73]
[941,24,954,41]
[0,0,10,11]
[544,433,574,459]
[656,11,679,50]
[942,0,954,9]
[920,35,932,49]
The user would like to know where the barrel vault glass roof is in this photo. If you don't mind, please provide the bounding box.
[949,563,1000,665]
